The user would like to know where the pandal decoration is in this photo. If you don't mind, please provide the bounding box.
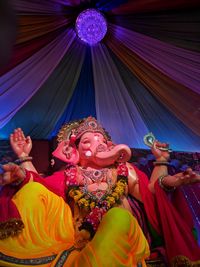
[67,163,128,237]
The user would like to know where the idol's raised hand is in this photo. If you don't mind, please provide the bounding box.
[10,128,32,157]
[143,133,170,162]
[151,140,170,162]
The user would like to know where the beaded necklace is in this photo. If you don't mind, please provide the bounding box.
[66,163,128,237]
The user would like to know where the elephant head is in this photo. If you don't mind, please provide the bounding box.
[52,117,131,168]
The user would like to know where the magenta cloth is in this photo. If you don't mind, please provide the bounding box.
[0,185,22,222]
[0,171,32,223]
[135,166,200,262]
[0,170,66,224]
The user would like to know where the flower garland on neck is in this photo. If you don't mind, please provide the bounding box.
[66,163,128,238]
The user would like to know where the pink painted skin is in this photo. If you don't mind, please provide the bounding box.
[8,128,200,189]
[52,132,200,190]
[52,132,132,168]
[52,140,80,165]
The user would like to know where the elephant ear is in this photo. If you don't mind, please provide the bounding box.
[52,140,80,164]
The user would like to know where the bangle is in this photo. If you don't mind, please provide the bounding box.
[158,175,176,192]
[11,167,26,186]
[153,161,170,166]
[11,179,24,186]
[15,156,33,165]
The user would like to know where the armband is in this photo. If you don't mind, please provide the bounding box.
[15,156,33,165]
[153,161,170,166]
[158,175,176,192]
[11,167,26,186]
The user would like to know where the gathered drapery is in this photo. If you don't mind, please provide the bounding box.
[13,0,64,14]
[51,47,96,138]
[111,0,200,14]
[0,28,66,76]
[16,16,71,45]
[0,38,86,139]
[108,24,200,95]
[0,0,199,153]
[108,10,200,52]
[106,25,200,137]
[91,43,148,148]
[110,50,200,151]
[0,29,76,129]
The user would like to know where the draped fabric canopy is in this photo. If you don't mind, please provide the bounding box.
[0,0,200,152]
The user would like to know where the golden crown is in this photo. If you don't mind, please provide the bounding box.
[57,116,111,143]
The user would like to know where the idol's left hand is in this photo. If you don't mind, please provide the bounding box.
[151,140,170,162]
[162,168,200,188]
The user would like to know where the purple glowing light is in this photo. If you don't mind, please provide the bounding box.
[75,9,107,45]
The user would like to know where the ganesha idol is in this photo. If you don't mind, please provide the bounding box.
[0,117,200,267]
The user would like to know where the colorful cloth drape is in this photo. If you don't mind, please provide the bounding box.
[0,0,199,152]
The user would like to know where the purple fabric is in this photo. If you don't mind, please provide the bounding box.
[13,0,62,13]
[0,29,76,128]
[13,0,81,13]
[91,43,148,148]
[109,24,200,94]
[182,184,200,245]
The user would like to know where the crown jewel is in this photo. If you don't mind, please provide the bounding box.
[57,117,111,143]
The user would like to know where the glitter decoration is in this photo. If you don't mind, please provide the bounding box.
[75,9,107,45]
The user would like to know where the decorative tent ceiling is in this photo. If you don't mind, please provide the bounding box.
[0,0,200,152]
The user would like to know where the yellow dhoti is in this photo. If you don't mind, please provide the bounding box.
[0,182,150,266]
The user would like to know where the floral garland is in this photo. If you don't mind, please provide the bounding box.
[66,163,128,237]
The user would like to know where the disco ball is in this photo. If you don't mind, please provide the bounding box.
[75,9,107,45]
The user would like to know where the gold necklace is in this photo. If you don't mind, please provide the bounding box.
[80,168,109,184]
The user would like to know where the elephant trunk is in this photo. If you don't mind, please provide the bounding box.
[94,144,131,167]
